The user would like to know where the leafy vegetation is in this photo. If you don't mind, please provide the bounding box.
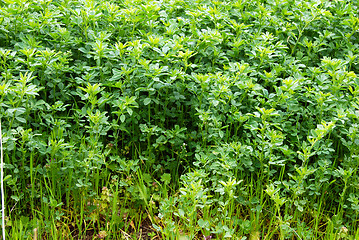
[1,0,359,239]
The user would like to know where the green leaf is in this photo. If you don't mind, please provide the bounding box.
[161,173,171,185]
[143,98,151,105]
[198,219,210,229]
[178,208,185,217]
[127,107,133,116]
[120,114,126,123]
[15,117,26,123]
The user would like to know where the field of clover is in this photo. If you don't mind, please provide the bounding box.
[0,0,359,239]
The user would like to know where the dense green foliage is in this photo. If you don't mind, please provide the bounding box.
[1,0,359,239]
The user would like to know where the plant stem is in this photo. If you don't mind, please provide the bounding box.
[0,119,5,240]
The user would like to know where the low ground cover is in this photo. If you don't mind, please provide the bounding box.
[0,0,359,239]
